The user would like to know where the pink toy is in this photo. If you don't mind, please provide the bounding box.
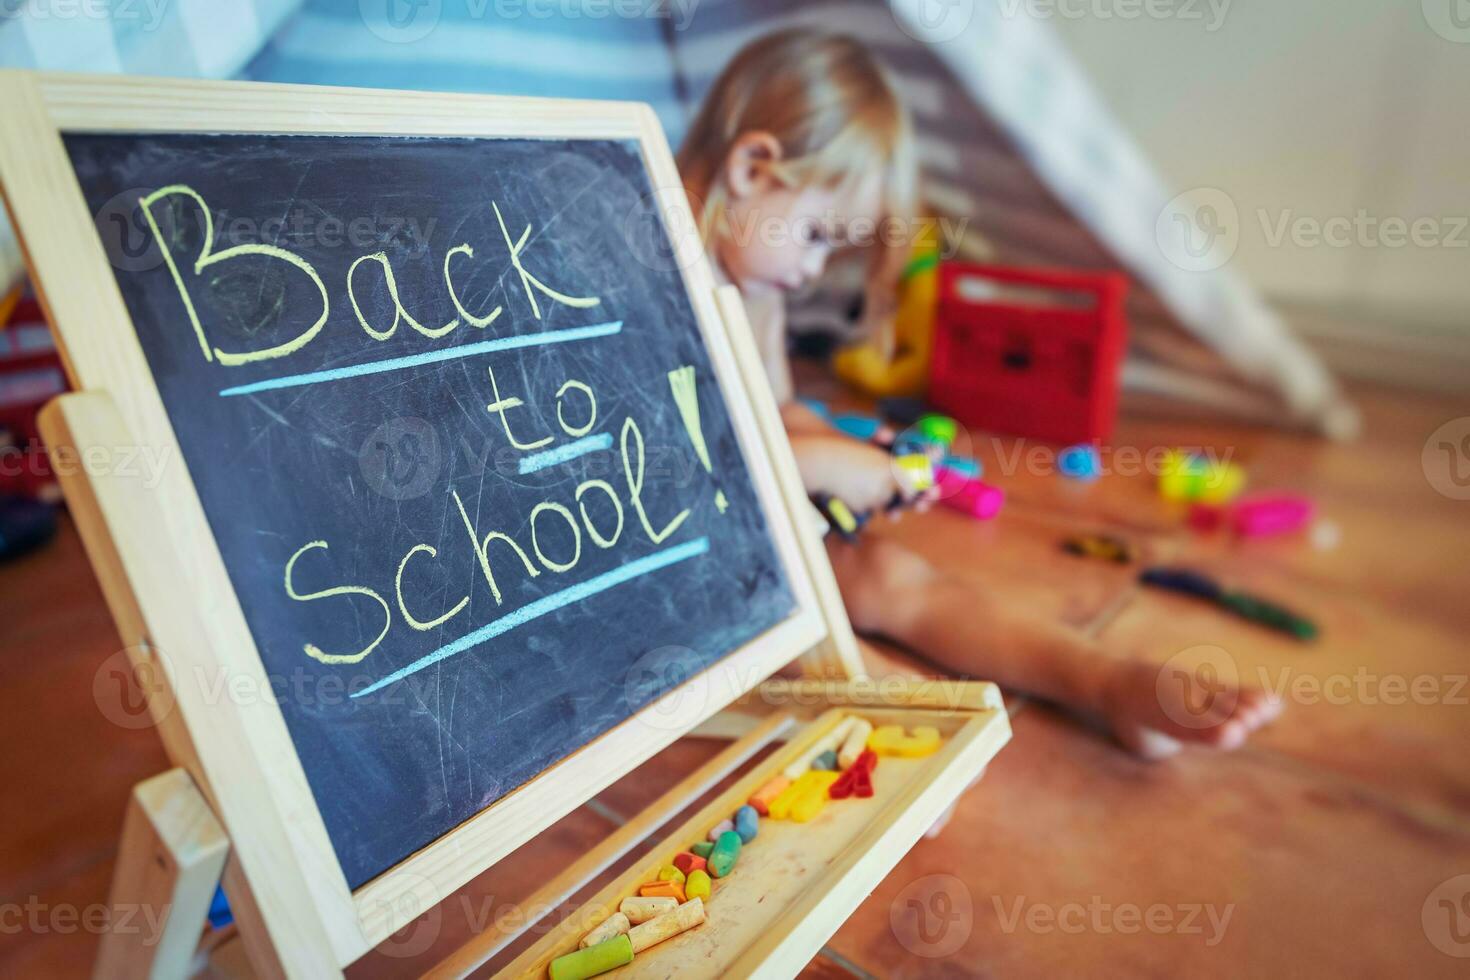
[936,466,1005,520]
[1190,493,1315,538]
[1230,494,1315,537]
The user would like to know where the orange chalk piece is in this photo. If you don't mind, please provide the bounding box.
[868,724,941,757]
[769,770,840,822]
[748,775,790,816]
[672,851,706,875]
[639,879,686,902]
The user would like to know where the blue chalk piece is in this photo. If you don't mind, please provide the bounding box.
[833,414,881,441]
[943,455,982,479]
[1058,444,1102,482]
[812,750,839,771]
[734,804,759,843]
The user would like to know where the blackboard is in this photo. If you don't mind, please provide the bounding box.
[65,133,796,888]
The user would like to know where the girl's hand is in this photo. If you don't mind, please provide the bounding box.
[790,435,905,513]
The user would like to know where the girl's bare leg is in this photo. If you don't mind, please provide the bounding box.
[826,534,1282,759]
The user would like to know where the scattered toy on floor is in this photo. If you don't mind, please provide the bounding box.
[1139,565,1318,641]
[936,465,1005,520]
[1058,443,1102,482]
[1158,449,1246,504]
[1062,533,1134,563]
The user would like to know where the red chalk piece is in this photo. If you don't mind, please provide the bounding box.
[829,750,878,799]
[672,851,706,875]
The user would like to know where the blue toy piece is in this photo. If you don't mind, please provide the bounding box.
[832,413,882,441]
[942,454,983,480]
[1057,444,1102,482]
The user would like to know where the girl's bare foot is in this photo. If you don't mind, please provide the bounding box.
[1100,659,1284,761]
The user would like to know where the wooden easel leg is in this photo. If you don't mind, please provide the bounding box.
[94,768,230,980]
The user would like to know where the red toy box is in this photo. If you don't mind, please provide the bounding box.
[929,262,1128,445]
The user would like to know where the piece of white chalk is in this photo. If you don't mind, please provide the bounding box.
[579,911,630,949]
[619,896,677,925]
[783,716,860,780]
[627,898,706,953]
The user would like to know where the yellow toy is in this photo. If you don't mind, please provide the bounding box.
[867,725,942,758]
[1158,449,1246,504]
[832,218,940,397]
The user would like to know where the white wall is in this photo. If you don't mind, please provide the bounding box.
[1046,0,1470,333]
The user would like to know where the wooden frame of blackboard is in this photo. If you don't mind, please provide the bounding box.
[0,71,860,973]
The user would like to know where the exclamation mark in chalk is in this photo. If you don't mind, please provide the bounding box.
[668,365,728,514]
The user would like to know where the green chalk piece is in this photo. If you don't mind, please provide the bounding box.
[916,414,958,447]
[690,840,714,858]
[1220,592,1319,642]
[549,934,633,980]
[708,830,742,878]
[811,750,838,771]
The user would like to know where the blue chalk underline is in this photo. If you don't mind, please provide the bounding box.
[517,433,614,474]
[218,320,623,397]
[350,536,711,698]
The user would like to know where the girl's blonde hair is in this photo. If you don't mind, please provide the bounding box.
[678,28,918,291]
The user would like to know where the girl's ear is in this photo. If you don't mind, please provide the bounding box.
[724,131,783,200]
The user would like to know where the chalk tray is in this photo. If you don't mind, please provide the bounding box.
[504,689,1010,977]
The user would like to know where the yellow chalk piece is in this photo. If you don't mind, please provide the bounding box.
[868,724,942,757]
[782,716,860,780]
[685,869,711,901]
[658,864,686,885]
[619,896,677,925]
[578,911,630,949]
[790,771,841,822]
[770,770,840,822]
[715,489,729,513]
[627,898,706,953]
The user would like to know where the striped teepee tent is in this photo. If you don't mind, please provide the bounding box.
[0,0,1352,435]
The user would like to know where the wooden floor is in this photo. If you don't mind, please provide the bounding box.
[3,381,1469,977]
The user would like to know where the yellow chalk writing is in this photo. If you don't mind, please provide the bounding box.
[395,543,468,631]
[284,540,391,664]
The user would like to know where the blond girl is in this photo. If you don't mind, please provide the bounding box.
[679,28,1280,758]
